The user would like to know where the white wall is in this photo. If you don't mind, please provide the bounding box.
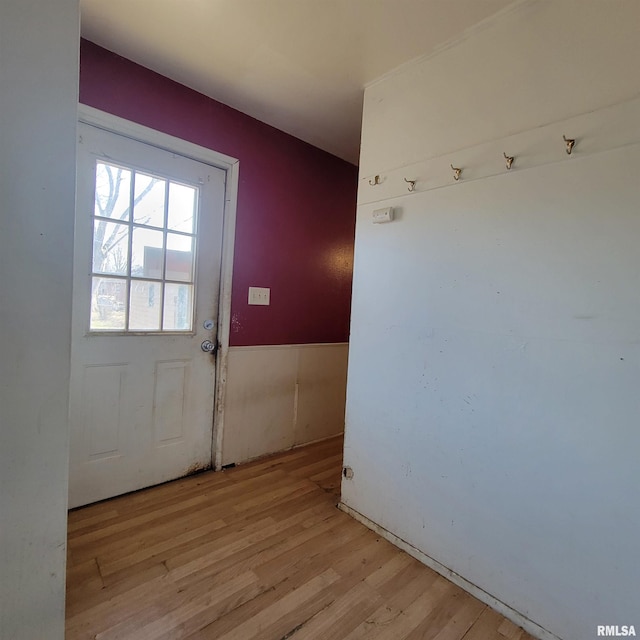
[222,344,348,465]
[0,1,79,638]
[342,3,640,640]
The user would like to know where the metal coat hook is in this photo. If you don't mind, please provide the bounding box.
[451,164,462,181]
[404,178,416,192]
[563,135,576,155]
[368,174,381,186]
[503,152,514,170]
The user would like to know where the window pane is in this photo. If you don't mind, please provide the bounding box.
[92,221,129,275]
[166,233,194,283]
[94,163,131,221]
[168,183,196,233]
[131,228,164,279]
[89,161,201,334]
[163,283,193,331]
[129,280,161,331]
[133,173,165,228]
[90,277,126,331]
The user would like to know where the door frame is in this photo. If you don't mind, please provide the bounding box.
[78,105,239,471]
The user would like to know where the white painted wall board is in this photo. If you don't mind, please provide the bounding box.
[360,0,640,176]
[345,143,640,640]
[294,344,348,445]
[0,1,79,638]
[345,3,640,638]
[222,347,298,465]
[222,344,348,465]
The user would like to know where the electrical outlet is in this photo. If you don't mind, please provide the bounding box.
[248,286,270,305]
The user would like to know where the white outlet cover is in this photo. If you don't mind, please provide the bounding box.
[248,286,270,305]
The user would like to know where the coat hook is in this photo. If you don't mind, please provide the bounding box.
[368,174,381,186]
[503,152,514,170]
[451,164,462,181]
[404,178,416,192]
[563,135,575,155]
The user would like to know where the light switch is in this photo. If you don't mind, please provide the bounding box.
[248,286,270,305]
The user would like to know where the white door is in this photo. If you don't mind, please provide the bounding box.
[69,123,226,508]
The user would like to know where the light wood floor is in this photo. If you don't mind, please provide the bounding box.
[66,436,534,640]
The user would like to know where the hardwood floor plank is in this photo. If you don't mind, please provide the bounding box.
[97,571,259,640]
[282,537,402,639]
[287,452,344,478]
[66,435,535,640]
[459,607,508,640]
[212,569,341,640]
[167,504,342,584]
[498,616,530,640]
[404,589,485,640]
[184,527,371,639]
[148,520,347,639]
[66,561,170,621]
[66,557,104,600]
[363,551,414,590]
[285,579,382,640]
[89,475,322,577]
[68,472,232,536]
[68,505,342,631]
[96,517,228,577]
[340,569,445,640]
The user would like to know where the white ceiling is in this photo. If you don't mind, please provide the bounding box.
[81,0,513,164]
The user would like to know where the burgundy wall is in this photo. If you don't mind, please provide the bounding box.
[79,40,358,347]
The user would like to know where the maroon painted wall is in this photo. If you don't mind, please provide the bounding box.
[79,40,358,347]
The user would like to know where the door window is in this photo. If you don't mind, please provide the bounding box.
[90,161,199,332]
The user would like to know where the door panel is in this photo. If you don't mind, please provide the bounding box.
[81,363,126,460]
[69,123,225,508]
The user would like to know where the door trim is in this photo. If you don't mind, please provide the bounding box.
[78,105,239,472]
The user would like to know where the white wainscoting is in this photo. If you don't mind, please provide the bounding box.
[221,343,348,466]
